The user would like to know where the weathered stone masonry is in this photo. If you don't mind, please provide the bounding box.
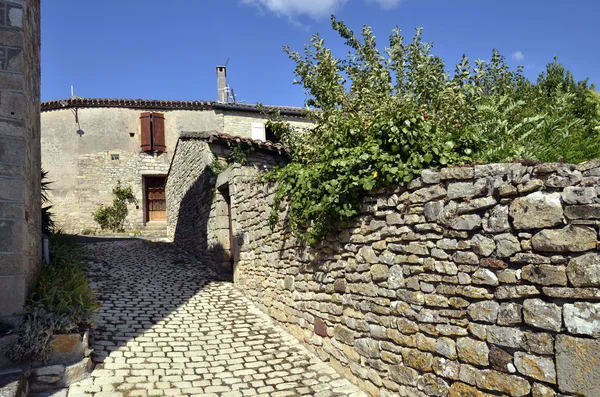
[166,134,285,274]
[222,160,600,397]
[0,0,41,316]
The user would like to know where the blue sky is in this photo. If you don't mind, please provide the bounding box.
[41,0,600,107]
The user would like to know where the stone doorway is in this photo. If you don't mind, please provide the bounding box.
[144,176,167,223]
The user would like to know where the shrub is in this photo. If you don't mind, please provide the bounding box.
[4,309,78,363]
[92,182,135,232]
[264,16,600,244]
[27,233,99,329]
[4,234,99,363]
[41,169,55,236]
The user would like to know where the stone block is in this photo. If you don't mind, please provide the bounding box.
[476,370,531,397]
[417,373,449,397]
[450,214,481,231]
[493,233,521,257]
[467,301,499,324]
[566,252,600,287]
[486,325,524,349]
[457,196,497,214]
[483,205,510,233]
[420,169,440,184]
[314,318,327,337]
[489,345,515,374]
[333,325,355,345]
[389,364,419,386]
[0,91,25,120]
[563,302,600,337]
[448,382,497,397]
[556,335,600,396]
[532,225,597,253]
[523,299,562,332]
[470,235,495,257]
[448,182,484,199]
[565,204,600,219]
[440,166,474,180]
[561,186,597,204]
[0,275,26,315]
[509,192,563,230]
[521,264,567,286]
[409,185,446,203]
[497,303,522,326]
[401,348,432,372]
[432,357,460,380]
[354,338,380,359]
[456,337,489,366]
[472,268,499,286]
[49,333,84,364]
[514,352,556,384]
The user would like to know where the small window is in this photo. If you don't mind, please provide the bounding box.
[111,154,120,161]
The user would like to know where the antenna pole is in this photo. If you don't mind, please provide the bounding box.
[71,85,74,98]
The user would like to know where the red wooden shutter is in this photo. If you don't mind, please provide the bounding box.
[152,112,166,152]
[140,112,152,151]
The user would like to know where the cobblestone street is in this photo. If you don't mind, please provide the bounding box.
[68,239,366,397]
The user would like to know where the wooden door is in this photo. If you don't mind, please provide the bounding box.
[146,177,166,222]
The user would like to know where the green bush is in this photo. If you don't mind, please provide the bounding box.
[4,234,99,363]
[264,17,600,244]
[92,182,135,232]
[28,233,99,329]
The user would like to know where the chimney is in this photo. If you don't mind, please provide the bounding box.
[216,66,227,103]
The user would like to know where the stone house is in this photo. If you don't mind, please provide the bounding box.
[40,66,310,235]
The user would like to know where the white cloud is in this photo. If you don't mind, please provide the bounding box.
[367,0,403,9]
[242,0,404,21]
[241,0,348,20]
[512,50,525,61]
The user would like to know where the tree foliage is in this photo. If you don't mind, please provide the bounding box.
[265,16,600,243]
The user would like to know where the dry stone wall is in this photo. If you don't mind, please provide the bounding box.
[166,136,286,274]
[230,160,600,397]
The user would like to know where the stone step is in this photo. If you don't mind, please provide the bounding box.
[0,368,27,397]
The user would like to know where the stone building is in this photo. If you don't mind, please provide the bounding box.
[165,131,286,275]
[0,0,41,316]
[40,67,310,234]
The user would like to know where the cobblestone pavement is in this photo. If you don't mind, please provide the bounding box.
[68,239,367,397]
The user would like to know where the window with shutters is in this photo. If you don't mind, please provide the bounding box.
[140,112,166,153]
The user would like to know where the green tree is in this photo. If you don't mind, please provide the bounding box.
[265,16,600,243]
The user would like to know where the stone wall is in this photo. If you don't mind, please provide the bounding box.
[166,136,284,274]
[0,0,41,315]
[227,160,600,397]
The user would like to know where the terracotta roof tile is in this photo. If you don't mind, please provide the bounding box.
[41,98,307,117]
[180,131,286,153]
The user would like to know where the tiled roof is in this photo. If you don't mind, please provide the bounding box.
[41,98,307,117]
[180,131,286,153]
